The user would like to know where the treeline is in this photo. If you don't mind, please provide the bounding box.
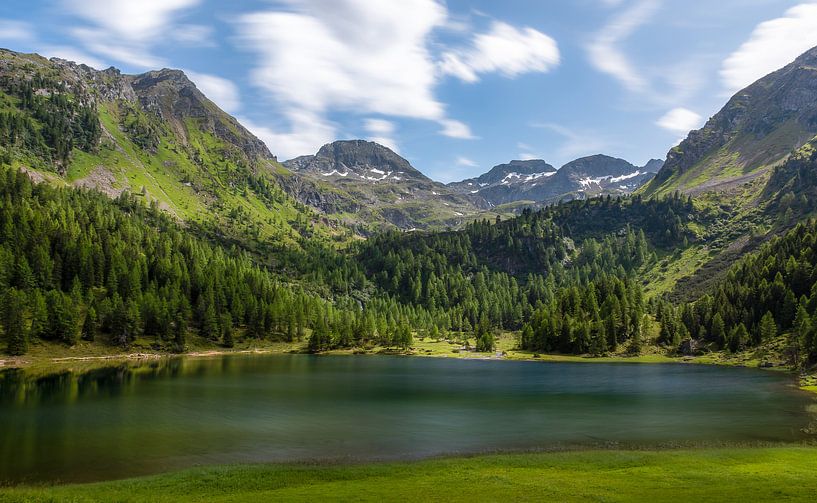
[357,195,691,344]
[0,167,420,355]
[658,220,817,362]
[521,275,645,355]
[0,74,100,167]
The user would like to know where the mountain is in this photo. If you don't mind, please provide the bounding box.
[642,45,817,199]
[0,48,341,254]
[447,159,557,193]
[283,140,486,230]
[450,155,658,206]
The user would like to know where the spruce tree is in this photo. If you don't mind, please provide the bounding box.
[3,289,28,355]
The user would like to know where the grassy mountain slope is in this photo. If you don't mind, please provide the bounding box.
[0,49,349,255]
[642,46,817,202]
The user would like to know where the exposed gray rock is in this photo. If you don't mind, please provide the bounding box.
[645,44,817,194]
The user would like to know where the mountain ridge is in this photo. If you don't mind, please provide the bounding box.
[450,154,659,207]
[643,45,817,198]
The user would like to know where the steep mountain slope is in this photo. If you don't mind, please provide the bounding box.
[450,155,658,206]
[0,48,347,254]
[642,45,817,199]
[284,140,486,230]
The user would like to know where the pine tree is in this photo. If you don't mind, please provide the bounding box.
[729,323,749,353]
[82,306,97,342]
[759,312,777,342]
[221,312,234,348]
[710,313,726,349]
[475,313,494,352]
[3,289,28,355]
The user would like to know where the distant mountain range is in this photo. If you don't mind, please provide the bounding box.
[282,140,484,230]
[448,156,661,207]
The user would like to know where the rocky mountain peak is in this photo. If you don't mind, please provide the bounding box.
[127,68,273,161]
[559,154,635,177]
[287,140,428,182]
[646,44,817,195]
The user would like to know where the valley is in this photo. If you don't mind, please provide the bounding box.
[2,24,817,501]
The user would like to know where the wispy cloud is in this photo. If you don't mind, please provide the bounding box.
[363,118,399,152]
[656,107,702,144]
[42,45,106,69]
[516,142,541,160]
[586,0,659,92]
[61,0,205,68]
[234,1,560,157]
[184,70,241,114]
[440,21,560,83]
[455,156,477,167]
[531,122,613,164]
[439,119,476,139]
[0,20,34,43]
[656,107,702,134]
[235,0,456,159]
[721,3,817,93]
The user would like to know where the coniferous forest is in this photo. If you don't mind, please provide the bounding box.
[0,47,816,376]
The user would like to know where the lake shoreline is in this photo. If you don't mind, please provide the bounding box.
[3,335,816,394]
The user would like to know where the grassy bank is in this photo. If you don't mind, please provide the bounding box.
[2,447,817,502]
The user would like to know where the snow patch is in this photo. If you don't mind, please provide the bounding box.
[322,170,349,177]
[501,171,556,185]
[609,171,641,183]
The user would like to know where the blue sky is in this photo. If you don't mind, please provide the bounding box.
[2,1,817,182]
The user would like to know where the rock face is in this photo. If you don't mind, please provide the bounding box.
[0,48,325,247]
[0,49,276,165]
[284,141,485,230]
[128,69,273,161]
[286,140,428,183]
[450,155,657,206]
[643,44,817,196]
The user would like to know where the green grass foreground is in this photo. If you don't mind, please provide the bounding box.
[2,447,817,502]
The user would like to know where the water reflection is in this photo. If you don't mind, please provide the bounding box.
[0,355,814,484]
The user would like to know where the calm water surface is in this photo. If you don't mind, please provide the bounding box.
[0,354,814,483]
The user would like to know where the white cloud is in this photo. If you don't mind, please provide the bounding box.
[236,0,457,156]
[184,70,241,114]
[64,0,198,40]
[516,142,540,160]
[439,119,476,139]
[62,0,202,68]
[239,112,335,161]
[440,21,560,83]
[238,2,446,120]
[656,107,702,134]
[363,119,396,136]
[586,0,659,92]
[363,118,399,152]
[0,20,33,43]
[721,3,817,93]
[42,45,106,69]
[70,27,163,68]
[172,24,214,46]
[455,156,477,167]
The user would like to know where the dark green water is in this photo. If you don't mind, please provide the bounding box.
[0,355,814,483]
